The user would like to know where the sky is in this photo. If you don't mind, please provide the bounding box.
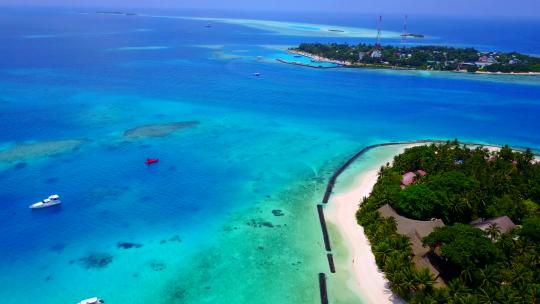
[2,0,540,17]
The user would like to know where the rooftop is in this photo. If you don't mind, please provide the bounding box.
[471,216,516,235]
[401,170,427,187]
[378,204,446,285]
[378,204,445,243]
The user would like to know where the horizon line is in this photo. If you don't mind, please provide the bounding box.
[1,4,540,19]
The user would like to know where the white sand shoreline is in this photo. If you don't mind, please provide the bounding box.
[323,142,537,303]
[324,145,413,304]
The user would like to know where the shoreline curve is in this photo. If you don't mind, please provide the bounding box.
[320,139,539,303]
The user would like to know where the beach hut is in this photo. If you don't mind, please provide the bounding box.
[401,172,417,187]
[471,216,516,235]
[401,170,427,187]
[377,204,446,286]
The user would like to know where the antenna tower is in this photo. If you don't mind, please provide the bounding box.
[401,15,408,44]
[375,15,382,49]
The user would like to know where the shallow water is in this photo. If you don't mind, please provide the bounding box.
[0,8,539,304]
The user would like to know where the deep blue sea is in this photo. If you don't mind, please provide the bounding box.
[0,7,539,304]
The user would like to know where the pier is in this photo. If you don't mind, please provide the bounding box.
[319,273,328,304]
[317,204,331,252]
[327,253,336,273]
[275,58,343,69]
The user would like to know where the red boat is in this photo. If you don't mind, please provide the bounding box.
[145,158,159,165]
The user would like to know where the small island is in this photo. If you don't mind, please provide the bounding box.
[289,43,540,74]
[355,141,540,302]
[96,11,137,16]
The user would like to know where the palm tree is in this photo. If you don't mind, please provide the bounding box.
[385,216,398,231]
[525,283,540,304]
[447,199,466,222]
[497,233,516,258]
[508,264,533,286]
[402,267,420,297]
[524,246,540,268]
[409,291,437,304]
[373,242,393,266]
[476,266,499,289]
[485,223,501,241]
[388,234,411,252]
[461,196,474,213]
[478,287,496,304]
[447,278,471,299]
[383,254,402,278]
[389,270,411,299]
[413,268,435,293]
[460,266,476,285]
[495,285,522,303]
[429,287,450,303]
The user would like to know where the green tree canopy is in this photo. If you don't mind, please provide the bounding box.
[423,224,500,269]
[394,184,440,220]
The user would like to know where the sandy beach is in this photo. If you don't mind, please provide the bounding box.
[325,146,410,304]
[322,142,533,303]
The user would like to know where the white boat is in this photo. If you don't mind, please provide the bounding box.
[78,297,104,304]
[29,194,61,209]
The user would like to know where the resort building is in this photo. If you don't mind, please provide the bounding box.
[358,51,366,61]
[377,204,446,286]
[400,170,426,188]
[474,53,497,68]
[370,49,382,59]
[470,216,516,235]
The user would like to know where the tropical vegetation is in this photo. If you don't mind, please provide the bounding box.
[356,140,540,302]
[292,43,540,73]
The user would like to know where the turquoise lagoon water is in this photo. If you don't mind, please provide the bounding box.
[1,8,540,304]
[275,52,342,68]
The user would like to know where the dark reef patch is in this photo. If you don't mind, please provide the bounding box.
[84,185,128,203]
[246,218,274,228]
[169,235,182,243]
[0,139,85,163]
[271,209,284,216]
[77,252,114,269]
[13,162,27,170]
[50,243,66,252]
[117,242,143,249]
[44,177,60,184]
[149,259,167,271]
[123,121,199,138]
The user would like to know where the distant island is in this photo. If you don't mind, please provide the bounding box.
[96,11,137,16]
[356,141,540,302]
[289,43,540,74]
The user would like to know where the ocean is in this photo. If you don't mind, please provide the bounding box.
[0,7,539,303]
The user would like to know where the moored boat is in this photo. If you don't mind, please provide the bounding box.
[29,194,61,209]
[145,158,159,165]
[78,297,104,304]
